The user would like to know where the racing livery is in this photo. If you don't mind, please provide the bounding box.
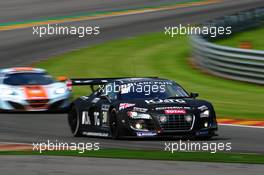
[0,67,71,111]
[68,77,218,139]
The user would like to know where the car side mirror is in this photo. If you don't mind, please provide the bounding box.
[190,92,199,99]
[57,76,68,82]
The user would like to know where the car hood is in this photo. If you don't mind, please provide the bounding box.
[117,98,211,113]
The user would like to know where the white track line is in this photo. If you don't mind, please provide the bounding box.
[219,123,264,129]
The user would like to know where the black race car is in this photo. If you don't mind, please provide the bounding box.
[68,77,218,139]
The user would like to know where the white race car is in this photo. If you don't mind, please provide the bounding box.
[0,67,71,112]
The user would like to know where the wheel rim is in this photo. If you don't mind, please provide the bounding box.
[69,108,79,135]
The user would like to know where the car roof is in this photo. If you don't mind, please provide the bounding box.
[0,67,46,74]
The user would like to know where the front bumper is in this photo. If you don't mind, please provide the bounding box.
[0,94,71,112]
[118,111,218,138]
[128,127,218,138]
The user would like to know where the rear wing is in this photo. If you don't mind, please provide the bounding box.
[70,77,159,86]
[67,77,158,91]
[70,78,122,86]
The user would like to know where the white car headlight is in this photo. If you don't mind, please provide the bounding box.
[1,88,17,96]
[200,110,210,118]
[127,111,151,119]
[55,87,67,94]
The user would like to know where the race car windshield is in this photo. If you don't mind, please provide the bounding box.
[3,73,54,85]
[120,82,189,100]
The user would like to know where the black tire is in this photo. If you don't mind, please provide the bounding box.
[109,110,120,139]
[68,106,82,137]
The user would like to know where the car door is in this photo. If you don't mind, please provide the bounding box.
[90,82,119,133]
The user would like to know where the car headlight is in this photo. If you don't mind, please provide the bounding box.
[1,88,17,96]
[55,87,67,94]
[200,110,210,118]
[127,111,151,119]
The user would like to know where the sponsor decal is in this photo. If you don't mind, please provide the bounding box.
[80,96,89,100]
[129,81,172,85]
[136,132,157,137]
[145,99,186,104]
[198,105,208,111]
[155,106,190,110]
[82,132,109,137]
[13,67,34,71]
[101,104,110,111]
[195,130,209,136]
[91,98,100,103]
[24,86,48,100]
[133,107,148,113]
[119,103,135,110]
[120,85,132,94]
[127,111,151,119]
[165,109,186,115]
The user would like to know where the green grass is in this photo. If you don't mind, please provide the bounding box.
[216,26,264,50]
[1,149,264,164]
[35,33,264,120]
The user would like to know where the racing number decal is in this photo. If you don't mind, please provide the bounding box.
[94,112,100,126]
[102,112,108,124]
[101,104,110,126]
[82,111,101,126]
[82,111,91,125]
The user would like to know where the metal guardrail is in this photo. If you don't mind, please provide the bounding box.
[190,8,264,85]
[191,35,264,84]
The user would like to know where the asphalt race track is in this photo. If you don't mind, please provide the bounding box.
[0,0,213,23]
[0,0,263,156]
[0,114,264,153]
[1,156,264,175]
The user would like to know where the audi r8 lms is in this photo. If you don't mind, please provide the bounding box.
[68,77,218,139]
[0,67,71,112]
